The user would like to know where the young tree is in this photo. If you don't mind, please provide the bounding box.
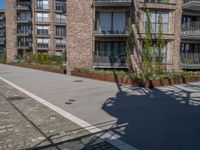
[142,9,153,78]
[156,13,165,74]
[125,17,134,72]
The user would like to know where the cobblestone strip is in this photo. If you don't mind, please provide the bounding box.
[0,80,118,150]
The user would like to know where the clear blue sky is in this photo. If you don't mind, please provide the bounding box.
[0,0,5,9]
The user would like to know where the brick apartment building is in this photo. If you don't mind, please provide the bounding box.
[0,9,6,58]
[4,0,200,72]
[180,0,200,70]
[5,0,66,63]
[66,0,182,72]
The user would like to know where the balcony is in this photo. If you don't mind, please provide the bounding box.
[93,0,132,7]
[37,30,49,36]
[56,44,66,49]
[182,21,200,39]
[55,1,66,12]
[15,1,31,10]
[93,55,128,68]
[17,42,32,48]
[140,0,175,4]
[37,43,49,48]
[183,0,200,11]
[180,53,200,69]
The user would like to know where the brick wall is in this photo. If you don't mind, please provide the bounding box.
[66,0,93,72]
[5,0,16,63]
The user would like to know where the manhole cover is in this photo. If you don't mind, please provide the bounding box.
[65,102,72,105]
[68,99,76,102]
[74,80,83,82]
[7,96,24,101]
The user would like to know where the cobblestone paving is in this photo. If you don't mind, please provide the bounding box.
[0,80,118,150]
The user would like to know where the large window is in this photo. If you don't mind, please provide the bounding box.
[55,39,66,48]
[55,26,66,36]
[55,13,66,23]
[96,12,126,33]
[37,38,49,47]
[36,13,49,22]
[36,25,49,35]
[17,12,31,21]
[144,10,169,34]
[95,41,125,57]
[17,36,32,47]
[37,0,49,9]
[55,0,66,11]
[17,24,31,34]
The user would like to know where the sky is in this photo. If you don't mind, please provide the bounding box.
[0,0,5,9]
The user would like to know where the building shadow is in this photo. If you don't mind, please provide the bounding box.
[101,72,200,150]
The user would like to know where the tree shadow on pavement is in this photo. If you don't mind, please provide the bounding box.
[101,71,200,150]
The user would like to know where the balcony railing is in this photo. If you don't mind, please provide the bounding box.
[182,21,200,33]
[182,0,200,10]
[141,22,169,34]
[17,42,31,47]
[93,55,128,68]
[37,30,49,35]
[56,44,66,49]
[180,53,200,64]
[15,1,31,9]
[93,0,132,6]
[183,0,200,4]
[141,0,175,4]
[37,43,49,48]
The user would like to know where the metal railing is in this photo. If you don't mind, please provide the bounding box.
[37,30,49,35]
[183,0,200,4]
[140,0,175,4]
[180,53,200,64]
[56,44,66,49]
[182,21,200,34]
[93,55,128,68]
[37,43,49,48]
[16,1,31,8]
[142,22,169,34]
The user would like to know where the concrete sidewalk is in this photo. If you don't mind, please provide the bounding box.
[1,64,200,150]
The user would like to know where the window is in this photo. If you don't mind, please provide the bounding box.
[55,39,66,48]
[17,24,31,34]
[36,25,49,35]
[17,12,31,21]
[17,36,32,47]
[37,38,49,47]
[180,43,196,53]
[97,12,126,33]
[55,13,66,23]
[144,10,169,34]
[37,0,49,9]
[55,0,66,11]
[36,13,49,22]
[143,41,168,63]
[55,26,66,36]
[95,41,126,57]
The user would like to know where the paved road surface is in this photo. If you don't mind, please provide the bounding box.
[1,64,200,150]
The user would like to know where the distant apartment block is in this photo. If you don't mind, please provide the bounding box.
[6,0,67,62]
[0,9,6,57]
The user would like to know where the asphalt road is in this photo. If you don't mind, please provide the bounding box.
[1,64,200,150]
